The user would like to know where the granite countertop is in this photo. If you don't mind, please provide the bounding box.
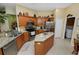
[0,37,15,48]
[35,32,54,42]
[0,31,28,48]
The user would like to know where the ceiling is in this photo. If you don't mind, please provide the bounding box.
[19,3,72,11]
[0,3,16,9]
[0,3,72,11]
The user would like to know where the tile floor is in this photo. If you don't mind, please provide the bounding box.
[46,38,72,55]
[17,38,72,55]
[17,40,35,55]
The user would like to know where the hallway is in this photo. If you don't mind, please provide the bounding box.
[17,38,72,55]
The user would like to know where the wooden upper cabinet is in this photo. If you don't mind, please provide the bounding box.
[38,30,44,33]
[37,18,48,26]
[18,16,37,27]
[19,16,27,26]
[33,18,37,25]
[18,16,49,27]
[43,18,48,22]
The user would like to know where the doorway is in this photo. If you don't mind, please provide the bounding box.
[64,17,75,39]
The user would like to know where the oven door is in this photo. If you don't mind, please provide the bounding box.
[31,31,35,36]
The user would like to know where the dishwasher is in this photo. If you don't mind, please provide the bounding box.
[3,39,17,55]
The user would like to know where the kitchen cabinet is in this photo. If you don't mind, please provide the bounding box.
[37,17,48,26]
[23,32,30,43]
[35,42,45,54]
[45,36,54,52]
[0,48,3,55]
[16,32,30,51]
[35,32,54,55]
[36,30,44,35]
[18,16,49,28]
[72,39,79,55]
[19,16,27,26]
[18,16,37,27]
[16,34,24,51]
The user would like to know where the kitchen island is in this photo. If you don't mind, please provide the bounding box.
[35,32,54,55]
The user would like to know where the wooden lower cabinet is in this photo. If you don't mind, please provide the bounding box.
[36,30,44,35]
[0,48,3,55]
[23,32,30,43]
[35,42,45,55]
[16,35,24,50]
[72,39,79,55]
[45,36,54,52]
[35,35,54,55]
[16,32,30,51]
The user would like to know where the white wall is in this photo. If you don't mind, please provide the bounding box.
[16,4,37,16]
[16,4,54,17]
[0,5,16,32]
[5,6,16,15]
[37,11,53,17]
[55,8,64,39]
[1,20,10,32]
[62,4,79,47]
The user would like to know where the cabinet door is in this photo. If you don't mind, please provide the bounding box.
[49,36,53,49]
[23,32,30,42]
[45,39,49,52]
[0,48,3,55]
[36,30,39,35]
[45,36,54,52]
[35,42,45,55]
[39,30,44,33]
[19,16,27,26]
[45,37,52,51]
[16,36,23,51]
[36,30,44,35]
